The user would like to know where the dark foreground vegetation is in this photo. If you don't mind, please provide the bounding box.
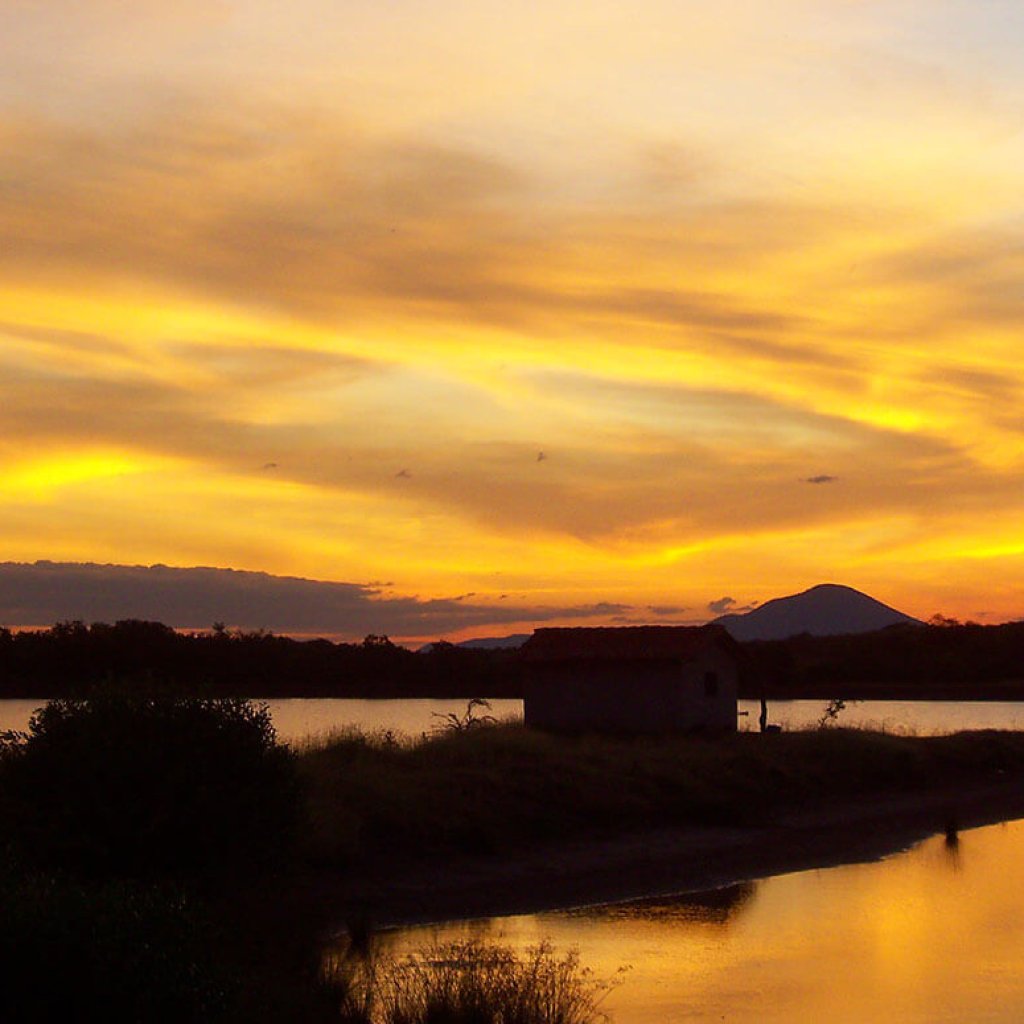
[0,694,329,1022]
[6,616,1024,700]
[6,689,1024,1020]
[328,938,617,1024]
[297,720,1024,867]
[0,694,621,1023]
[1,692,297,879]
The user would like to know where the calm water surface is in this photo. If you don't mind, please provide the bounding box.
[736,698,1024,734]
[0,698,524,744]
[3,697,1024,742]
[380,819,1024,1023]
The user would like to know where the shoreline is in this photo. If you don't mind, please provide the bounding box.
[289,772,1024,933]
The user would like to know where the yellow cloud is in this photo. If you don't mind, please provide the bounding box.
[2,3,1024,626]
[0,451,180,500]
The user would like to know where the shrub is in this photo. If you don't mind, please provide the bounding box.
[329,938,618,1024]
[0,692,299,880]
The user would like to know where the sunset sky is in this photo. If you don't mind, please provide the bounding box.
[3,1,1024,639]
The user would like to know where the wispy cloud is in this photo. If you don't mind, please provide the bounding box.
[2,2,1024,622]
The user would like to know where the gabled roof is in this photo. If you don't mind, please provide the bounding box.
[521,624,736,663]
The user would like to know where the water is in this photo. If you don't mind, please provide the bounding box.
[0,698,524,745]
[3,697,1024,744]
[378,818,1024,1023]
[735,698,1024,734]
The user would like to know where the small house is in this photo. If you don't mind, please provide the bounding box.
[521,625,738,734]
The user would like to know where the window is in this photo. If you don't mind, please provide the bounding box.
[704,671,719,697]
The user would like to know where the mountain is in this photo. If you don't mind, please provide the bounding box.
[712,584,922,642]
[456,633,532,650]
[420,585,920,649]
[416,633,531,653]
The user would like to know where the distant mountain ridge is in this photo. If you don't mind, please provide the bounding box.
[456,633,532,650]
[419,633,531,652]
[712,583,921,641]
[449,584,921,648]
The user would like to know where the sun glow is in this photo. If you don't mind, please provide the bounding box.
[0,452,178,499]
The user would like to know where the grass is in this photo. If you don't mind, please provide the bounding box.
[326,938,618,1024]
[297,722,1024,867]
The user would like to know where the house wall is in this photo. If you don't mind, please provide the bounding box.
[523,647,738,734]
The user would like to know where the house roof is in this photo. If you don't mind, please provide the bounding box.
[521,624,736,663]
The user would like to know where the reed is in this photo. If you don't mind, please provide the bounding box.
[328,938,619,1024]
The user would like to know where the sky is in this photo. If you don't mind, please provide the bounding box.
[2,1,1024,640]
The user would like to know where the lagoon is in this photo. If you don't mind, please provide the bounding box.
[4,697,1024,743]
[0,697,525,744]
[378,818,1024,1023]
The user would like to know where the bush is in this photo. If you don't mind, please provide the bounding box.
[329,938,618,1024]
[0,692,299,880]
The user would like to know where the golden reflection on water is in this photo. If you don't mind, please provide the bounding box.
[384,819,1024,1023]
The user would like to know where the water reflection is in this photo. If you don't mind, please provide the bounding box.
[387,819,1024,1023]
[3,697,1024,741]
[0,697,527,745]
[737,698,1024,734]
[943,837,962,874]
[566,881,758,928]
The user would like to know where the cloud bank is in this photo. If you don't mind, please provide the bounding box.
[0,562,629,640]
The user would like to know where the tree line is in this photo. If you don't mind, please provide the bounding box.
[4,617,1024,700]
[743,619,1024,699]
[0,620,523,699]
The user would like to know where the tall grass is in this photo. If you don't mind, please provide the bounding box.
[327,938,618,1024]
[297,722,1024,868]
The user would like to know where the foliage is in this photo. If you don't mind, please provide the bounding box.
[431,698,497,734]
[0,691,299,880]
[817,698,854,728]
[328,938,618,1024]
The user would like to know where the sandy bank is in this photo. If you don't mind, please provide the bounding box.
[285,772,1024,933]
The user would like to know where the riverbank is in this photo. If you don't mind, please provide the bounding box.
[306,774,1024,928]
[284,725,1024,932]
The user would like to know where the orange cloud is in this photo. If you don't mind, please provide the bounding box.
[2,3,1024,624]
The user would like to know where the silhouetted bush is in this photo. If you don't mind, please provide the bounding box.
[0,692,299,880]
[328,938,618,1024]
